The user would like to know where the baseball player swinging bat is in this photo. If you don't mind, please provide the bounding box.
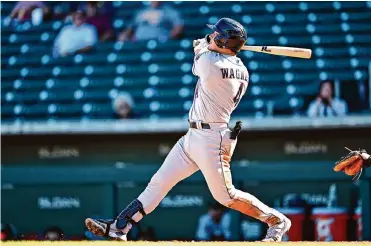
[193,39,312,59]
[85,18,292,242]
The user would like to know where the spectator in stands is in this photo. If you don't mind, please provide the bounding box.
[118,1,184,42]
[81,1,115,41]
[195,202,232,241]
[53,10,98,57]
[77,1,115,16]
[53,2,80,21]
[307,80,348,117]
[10,1,51,23]
[112,92,135,119]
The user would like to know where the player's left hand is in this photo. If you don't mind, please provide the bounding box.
[333,147,371,180]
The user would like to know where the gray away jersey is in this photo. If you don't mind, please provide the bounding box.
[189,46,249,124]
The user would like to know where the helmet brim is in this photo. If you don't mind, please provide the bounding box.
[206,24,216,31]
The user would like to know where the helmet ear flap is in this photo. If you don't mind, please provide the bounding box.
[214,34,229,49]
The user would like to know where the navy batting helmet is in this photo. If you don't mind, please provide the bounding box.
[207,18,247,53]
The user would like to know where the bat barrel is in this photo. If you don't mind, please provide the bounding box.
[242,46,312,59]
[192,40,312,59]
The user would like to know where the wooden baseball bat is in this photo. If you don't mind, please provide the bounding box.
[241,45,312,59]
[193,40,312,59]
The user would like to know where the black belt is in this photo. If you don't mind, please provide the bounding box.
[189,121,211,129]
[189,121,242,140]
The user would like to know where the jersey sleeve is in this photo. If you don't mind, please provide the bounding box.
[192,47,213,79]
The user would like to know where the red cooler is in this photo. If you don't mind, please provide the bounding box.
[354,206,362,241]
[312,207,348,241]
[276,207,305,241]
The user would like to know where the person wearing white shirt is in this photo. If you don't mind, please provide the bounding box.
[53,11,98,57]
[307,80,348,117]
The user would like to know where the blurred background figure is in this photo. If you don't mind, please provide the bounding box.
[10,1,51,23]
[42,226,64,241]
[80,1,115,41]
[112,92,135,119]
[53,10,97,57]
[307,80,348,117]
[195,202,232,241]
[118,1,184,42]
[1,224,18,241]
[52,2,79,21]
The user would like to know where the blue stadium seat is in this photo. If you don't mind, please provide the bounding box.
[1,1,370,121]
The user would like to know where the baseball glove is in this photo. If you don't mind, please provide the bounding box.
[333,147,371,180]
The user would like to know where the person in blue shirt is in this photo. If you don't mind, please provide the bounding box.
[118,1,184,42]
[196,202,232,241]
[307,80,348,117]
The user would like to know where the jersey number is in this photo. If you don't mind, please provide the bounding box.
[233,83,245,107]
